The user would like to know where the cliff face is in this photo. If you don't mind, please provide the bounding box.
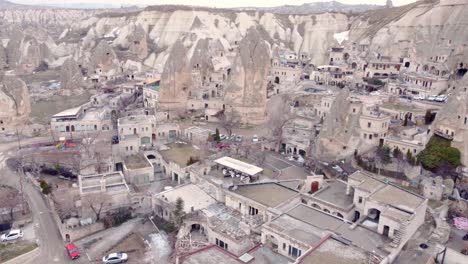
[1,1,466,77]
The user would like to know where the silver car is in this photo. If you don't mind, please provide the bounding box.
[1,229,23,242]
[102,252,128,264]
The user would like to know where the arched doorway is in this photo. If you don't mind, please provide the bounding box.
[383,225,390,237]
[351,62,357,69]
[274,76,280,84]
[311,203,321,210]
[368,208,381,222]
[71,125,75,132]
[353,211,360,222]
[133,128,137,134]
[299,149,306,157]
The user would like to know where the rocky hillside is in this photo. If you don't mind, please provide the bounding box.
[237,1,383,14]
[0,0,466,80]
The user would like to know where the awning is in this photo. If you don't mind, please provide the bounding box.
[214,156,263,176]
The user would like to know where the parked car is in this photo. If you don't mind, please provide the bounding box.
[399,95,412,100]
[235,135,243,142]
[413,95,425,100]
[1,229,23,242]
[435,95,447,102]
[65,242,80,260]
[220,134,227,140]
[427,95,437,101]
[252,135,259,142]
[102,252,128,264]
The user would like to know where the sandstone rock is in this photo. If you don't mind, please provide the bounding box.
[88,40,118,74]
[224,27,271,124]
[0,45,6,69]
[433,74,468,165]
[317,88,361,159]
[190,38,214,77]
[0,74,31,118]
[159,40,191,109]
[60,58,84,91]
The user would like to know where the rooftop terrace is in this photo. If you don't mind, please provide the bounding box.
[231,183,299,208]
[160,142,204,167]
[124,154,152,170]
[312,181,354,210]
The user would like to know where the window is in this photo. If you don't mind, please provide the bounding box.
[283,243,286,250]
[238,203,242,210]
[363,133,367,139]
[288,245,302,258]
[358,196,363,203]
[215,238,228,250]
[367,122,371,128]
[248,206,258,215]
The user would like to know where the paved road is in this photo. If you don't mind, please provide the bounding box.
[0,138,91,264]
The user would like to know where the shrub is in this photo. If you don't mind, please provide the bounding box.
[418,137,461,171]
[39,180,51,194]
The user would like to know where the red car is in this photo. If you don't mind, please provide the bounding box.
[65,242,80,260]
[216,143,230,149]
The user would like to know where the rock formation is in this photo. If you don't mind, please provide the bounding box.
[60,58,84,91]
[316,88,361,159]
[224,27,271,124]
[159,40,192,110]
[0,73,31,118]
[88,40,118,74]
[433,74,468,166]
[0,45,6,69]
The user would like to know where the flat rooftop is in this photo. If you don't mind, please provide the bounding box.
[300,238,374,264]
[52,106,82,118]
[348,171,385,193]
[203,203,249,242]
[370,185,425,213]
[160,142,203,167]
[277,204,387,255]
[80,172,129,194]
[124,154,152,170]
[215,156,263,176]
[180,244,290,264]
[181,246,239,264]
[118,115,155,125]
[313,181,354,210]
[232,183,298,208]
[158,184,216,214]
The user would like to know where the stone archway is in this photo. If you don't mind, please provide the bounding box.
[274,76,280,84]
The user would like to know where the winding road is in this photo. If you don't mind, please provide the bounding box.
[0,137,89,264]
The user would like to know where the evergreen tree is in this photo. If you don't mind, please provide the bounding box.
[173,197,186,227]
[214,128,221,142]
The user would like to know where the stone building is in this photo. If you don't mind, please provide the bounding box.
[359,106,391,147]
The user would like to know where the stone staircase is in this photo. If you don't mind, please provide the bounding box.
[390,221,408,248]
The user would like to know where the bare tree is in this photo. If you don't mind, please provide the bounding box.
[0,186,20,221]
[82,192,111,222]
[264,95,296,153]
[214,109,240,137]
